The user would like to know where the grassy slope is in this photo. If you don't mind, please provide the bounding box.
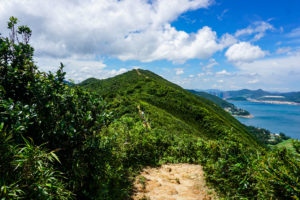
[79,69,260,147]
[275,139,296,153]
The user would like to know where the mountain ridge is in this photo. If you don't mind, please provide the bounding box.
[79,69,260,147]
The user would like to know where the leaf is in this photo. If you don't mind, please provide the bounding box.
[50,151,61,164]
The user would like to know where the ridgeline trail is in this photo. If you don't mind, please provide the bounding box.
[136,68,141,76]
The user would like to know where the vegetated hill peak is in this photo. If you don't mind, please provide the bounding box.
[80,69,261,148]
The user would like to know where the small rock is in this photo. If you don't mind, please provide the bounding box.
[167,188,178,195]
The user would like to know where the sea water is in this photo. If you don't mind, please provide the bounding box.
[229,101,300,139]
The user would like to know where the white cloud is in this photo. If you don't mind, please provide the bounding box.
[247,79,259,84]
[36,56,127,82]
[275,47,291,54]
[234,52,300,90]
[237,53,300,75]
[202,58,218,70]
[225,42,267,63]
[219,33,237,48]
[0,0,232,63]
[287,27,300,38]
[216,70,231,76]
[175,68,184,75]
[235,21,274,41]
[217,9,229,21]
[197,72,205,77]
[217,79,224,83]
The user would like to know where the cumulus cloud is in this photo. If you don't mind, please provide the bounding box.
[0,0,233,63]
[225,42,267,63]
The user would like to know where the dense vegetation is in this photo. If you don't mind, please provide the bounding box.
[1,18,300,199]
[79,70,259,146]
[247,126,290,145]
[80,70,300,199]
[276,139,300,154]
[188,90,251,116]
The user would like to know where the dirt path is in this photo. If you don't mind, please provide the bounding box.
[132,163,218,200]
[136,68,141,76]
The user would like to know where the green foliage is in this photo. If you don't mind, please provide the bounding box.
[0,135,72,200]
[80,68,300,199]
[1,17,109,199]
[80,69,259,147]
[292,139,300,154]
[195,132,300,199]
[247,126,290,145]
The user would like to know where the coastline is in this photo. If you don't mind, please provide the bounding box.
[233,114,254,118]
[248,99,300,105]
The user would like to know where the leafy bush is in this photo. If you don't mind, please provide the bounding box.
[0,17,109,199]
[292,139,300,154]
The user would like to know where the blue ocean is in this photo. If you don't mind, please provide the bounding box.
[229,101,300,139]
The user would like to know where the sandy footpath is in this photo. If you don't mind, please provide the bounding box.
[132,163,218,200]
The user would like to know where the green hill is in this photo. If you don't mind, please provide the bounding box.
[79,69,258,146]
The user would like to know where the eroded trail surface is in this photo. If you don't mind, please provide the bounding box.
[132,163,218,200]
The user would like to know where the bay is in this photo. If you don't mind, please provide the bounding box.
[229,101,300,139]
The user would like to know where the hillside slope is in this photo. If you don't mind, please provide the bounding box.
[79,69,259,147]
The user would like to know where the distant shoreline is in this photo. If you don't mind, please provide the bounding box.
[248,99,300,105]
[233,114,254,118]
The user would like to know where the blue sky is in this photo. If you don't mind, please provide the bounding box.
[1,0,300,91]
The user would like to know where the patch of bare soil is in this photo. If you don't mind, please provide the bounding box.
[132,163,218,200]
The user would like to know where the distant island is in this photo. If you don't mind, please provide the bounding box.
[205,89,300,105]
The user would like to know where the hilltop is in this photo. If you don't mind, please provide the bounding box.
[79,69,258,146]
